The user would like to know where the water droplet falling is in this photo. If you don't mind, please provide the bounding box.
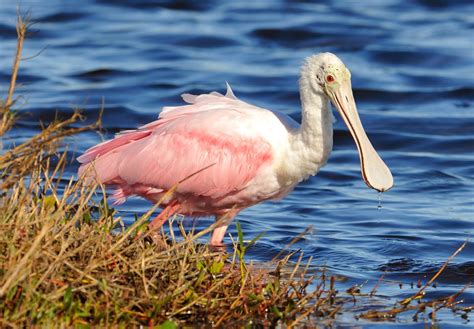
[377,191,383,210]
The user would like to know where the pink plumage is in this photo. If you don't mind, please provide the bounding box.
[78,53,394,246]
[78,85,282,245]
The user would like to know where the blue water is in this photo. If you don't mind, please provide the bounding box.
[1,0,473,326]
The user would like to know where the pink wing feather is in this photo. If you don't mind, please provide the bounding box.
[78,85,273,203]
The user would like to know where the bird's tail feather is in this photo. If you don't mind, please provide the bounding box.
[77,130,152,164]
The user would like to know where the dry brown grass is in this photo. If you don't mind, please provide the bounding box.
[0,13,471,328]
[0,147,346,327]
[1,14,28,136]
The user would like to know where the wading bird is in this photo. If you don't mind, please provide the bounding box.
[78,53,393,246]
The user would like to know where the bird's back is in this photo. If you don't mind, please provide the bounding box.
[78,85,291,211]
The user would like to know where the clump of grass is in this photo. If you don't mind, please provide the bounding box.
[0,152,344,327]
[0,13,472,328]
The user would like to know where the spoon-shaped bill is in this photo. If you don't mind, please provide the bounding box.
[328,80,393,192]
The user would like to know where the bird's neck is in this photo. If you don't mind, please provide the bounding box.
[285,77,333,183]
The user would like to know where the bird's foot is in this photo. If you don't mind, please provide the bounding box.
[209,242,227,252]
[149,230,169,251]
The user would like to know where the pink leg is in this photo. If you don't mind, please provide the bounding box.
[210,225,229,246]
[149,200,180,230]
[210,210,238,246]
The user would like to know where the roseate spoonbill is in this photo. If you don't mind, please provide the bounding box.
[78,52,393,246]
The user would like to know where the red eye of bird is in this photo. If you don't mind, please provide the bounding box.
[326,74,335,83]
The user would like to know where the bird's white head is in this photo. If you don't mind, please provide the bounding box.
[303,52,393,192]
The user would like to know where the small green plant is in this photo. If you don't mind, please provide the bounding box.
[235,221,265,285]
